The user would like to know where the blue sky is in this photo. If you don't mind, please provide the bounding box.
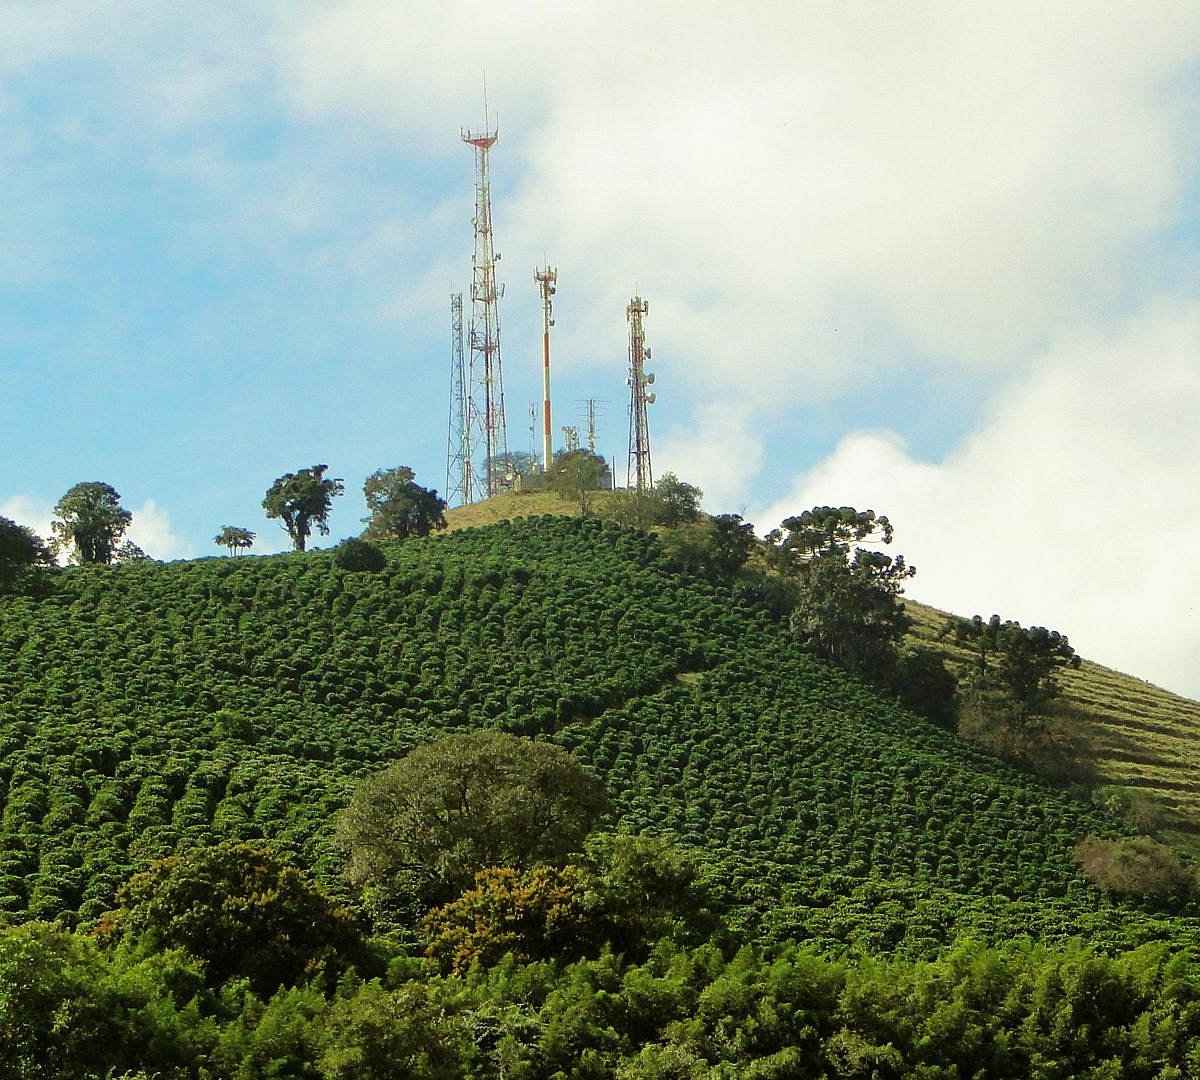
[3,2,1200,697]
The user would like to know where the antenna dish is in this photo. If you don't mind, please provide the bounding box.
[646,393,657,404]
[645,372,655,384]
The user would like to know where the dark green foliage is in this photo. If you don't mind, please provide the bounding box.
[952,613,1081,711]
[99,842,364,993]
[0,514,1183,957]
[0,517,52,590]
[336,731,609,916]
[658,513,755,581]
[214,525,255,555]
[332,537,387,573]
[263,464,344,551]
[788,546,914,680]
[889,647,959,728]
[50,481,132,565]
[769,505,893,563]
[361,465,447,540]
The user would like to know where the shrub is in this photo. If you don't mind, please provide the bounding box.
[333,538,388,573]
[1073,836,1194,900]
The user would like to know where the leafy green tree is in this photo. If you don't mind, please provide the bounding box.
[362,466,447,540]
[546,449,609,515]
[0,516,53,588]
[98,842,364,993]
[213,526,255,556]
[262,464,344,552]
[789,545,914,680]
[648,472,702,527]
[50,482,133,565]
[336,731,609,916]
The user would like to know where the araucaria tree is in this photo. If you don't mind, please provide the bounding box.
[262,465,344,552]
[771,506,914,683]
[214,526,256,556]
[51,482,133,565]
[361,466,447,540]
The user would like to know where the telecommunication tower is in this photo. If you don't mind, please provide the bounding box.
[445,293,469,506]
[625,296,656,491]
[462,116,508,497]
[535,264,557,472]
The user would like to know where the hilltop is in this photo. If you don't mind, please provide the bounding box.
[0,513,1196,959]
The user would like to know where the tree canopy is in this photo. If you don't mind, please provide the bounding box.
[545,449,609,515]
[50,482,133,565]
[770,506,893,564]
[952,614,1081,712]
[99,842,363,993]
[0,516,53,587]
[336,731,609,915]
[361,466,447,540]
[263,464,344,552]
[213,525,255,555]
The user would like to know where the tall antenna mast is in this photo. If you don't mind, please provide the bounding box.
[625,296,656,491]
[462,101,508,498]
[535,264,557,471]
[446,292,469,506]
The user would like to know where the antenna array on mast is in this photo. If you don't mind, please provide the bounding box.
[461,112,509,498]
[625,296,655,492]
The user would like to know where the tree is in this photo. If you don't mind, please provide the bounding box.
[213,526,255,556]
[648,473,702,527]
[951,614,1080,713]
[112,540,151,564]
[545,449,609,515]
[768,506,893,566]
[361,466,447,541]
[336,731,609,917]
[789,547,915,679]
[0,516,53,588]
[50,482,133,565]
[333,536,387,573]
[262,464,344,552]
[97,842,364,993]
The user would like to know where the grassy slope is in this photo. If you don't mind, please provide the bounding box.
[0,515,1196,955]
[905,599,1200,850]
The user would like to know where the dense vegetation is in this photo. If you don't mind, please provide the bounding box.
[4,512,1200,1073]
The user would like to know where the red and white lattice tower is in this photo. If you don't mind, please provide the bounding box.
[625,296,656,492]
[462,118,509,498]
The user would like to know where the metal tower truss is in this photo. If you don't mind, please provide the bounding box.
[625,296,656,492]
[445,293,469,507]
[535,264,557,472]
[462,122,509,498]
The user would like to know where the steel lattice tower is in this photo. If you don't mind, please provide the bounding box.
[535,264,557,471]
[625,296,656,491]
[445,293,469,506]
[462,121,509,498]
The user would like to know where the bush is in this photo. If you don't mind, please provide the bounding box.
[333,538,388,573]
[1073,836,1194,900]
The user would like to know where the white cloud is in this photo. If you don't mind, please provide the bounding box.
[756,298,1200,698]
[0,496,53,544]
[127,500,189,562]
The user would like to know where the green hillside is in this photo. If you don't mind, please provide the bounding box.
[906,600,1200,851]
[0,516,1194,956]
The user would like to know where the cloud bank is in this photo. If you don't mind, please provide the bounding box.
[757,298,1200,697]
